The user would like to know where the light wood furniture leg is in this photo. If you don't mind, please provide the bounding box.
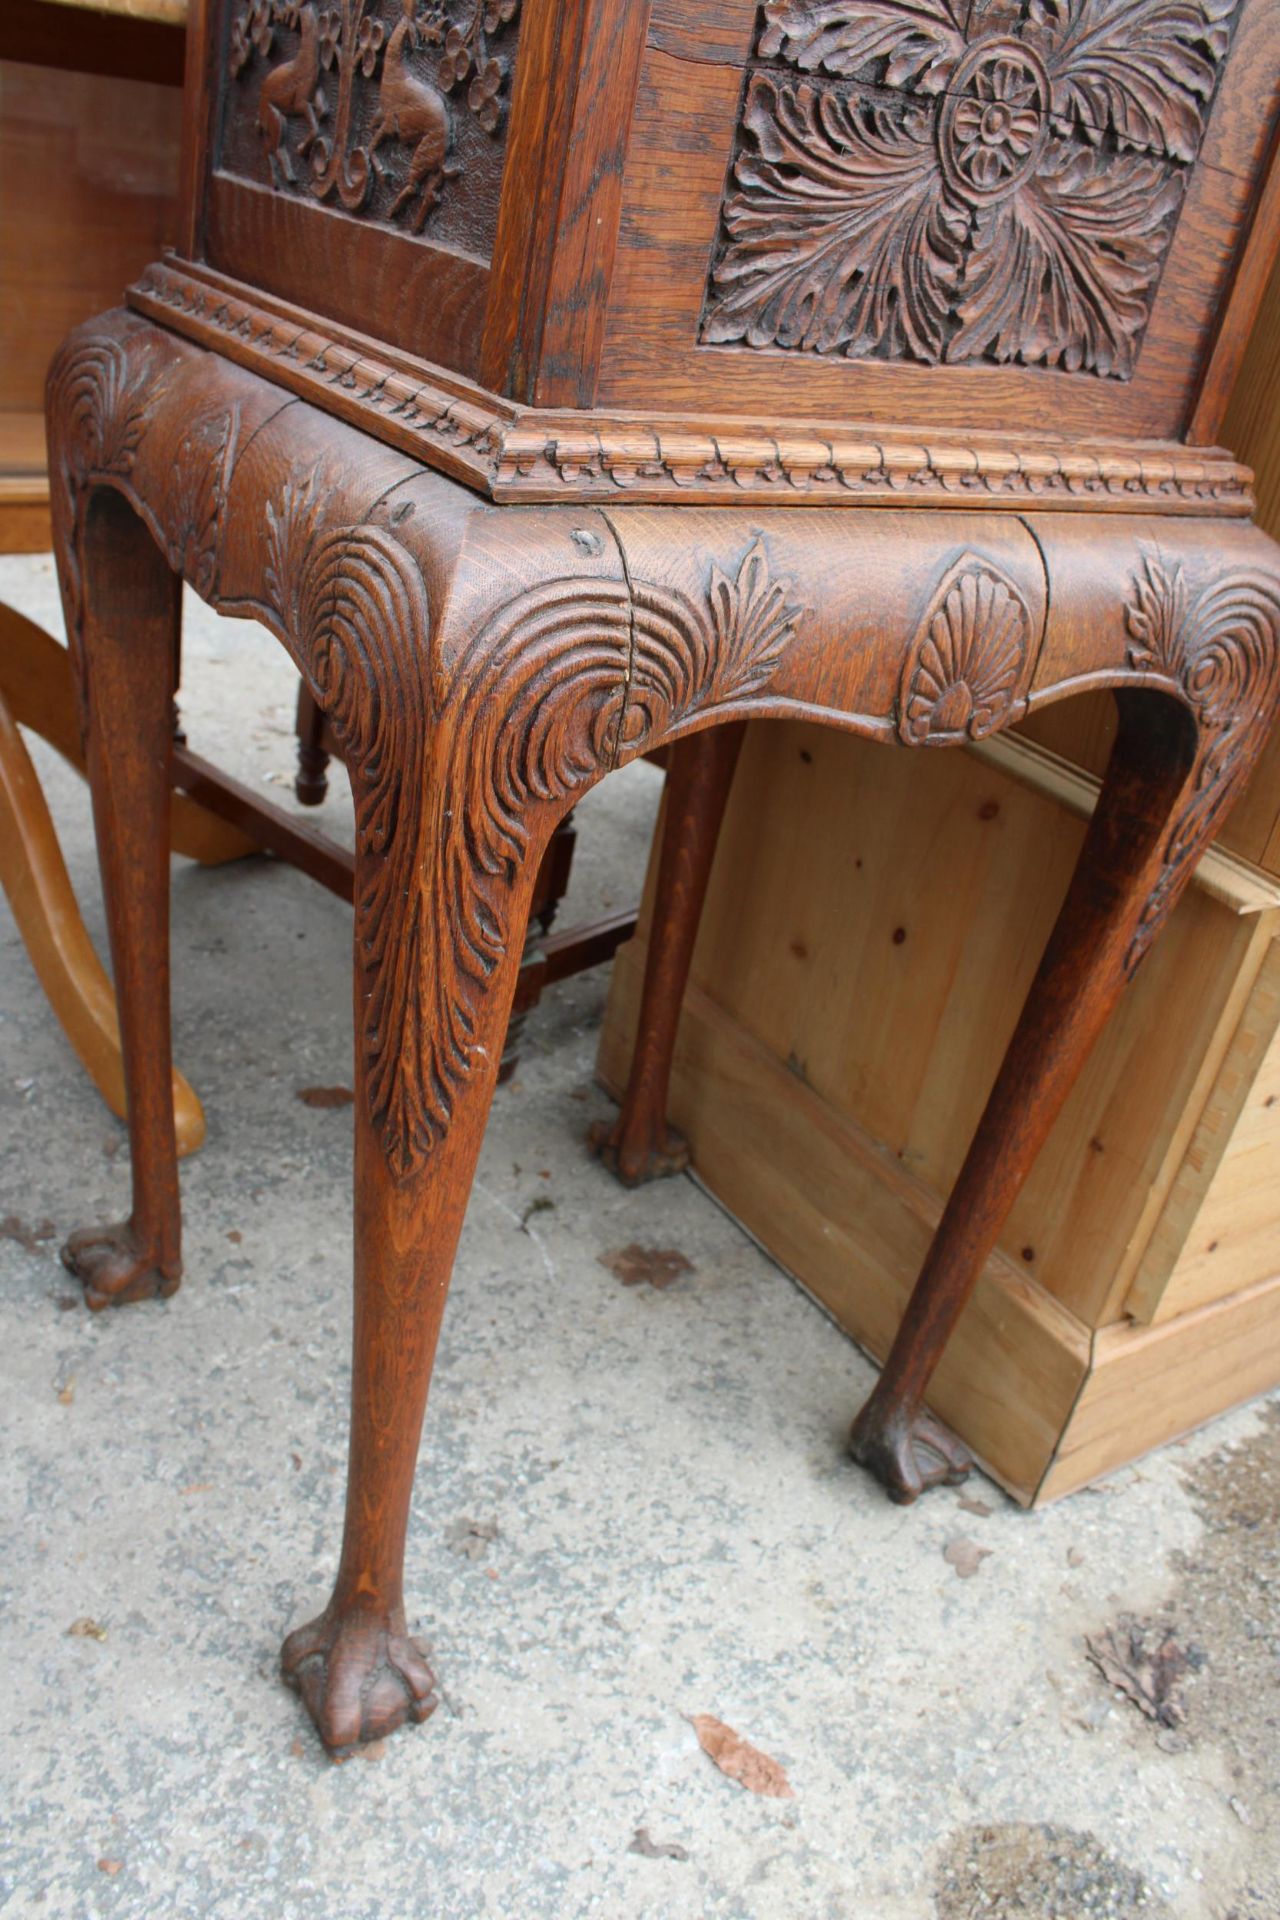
[0,681,205,1156]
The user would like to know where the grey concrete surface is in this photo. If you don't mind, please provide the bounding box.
[1,551,1277,1920]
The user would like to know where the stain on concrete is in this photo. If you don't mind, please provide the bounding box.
[1171,1405,1280,1917]
[934,1822,1172,1918]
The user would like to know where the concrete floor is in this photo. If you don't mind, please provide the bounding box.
[1,550,1278,1920]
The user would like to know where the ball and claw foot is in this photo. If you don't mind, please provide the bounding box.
[61,1222,181,1311]
[848,1398,974,1505]
[587,1115,692,1187]
[282,1606,439,1757]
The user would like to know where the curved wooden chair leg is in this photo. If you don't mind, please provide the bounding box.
[0,683,205,1158]
[589,720,745,1185]
[293,678,331,806]
[0,598,257,867]
[850,687,1270,1503]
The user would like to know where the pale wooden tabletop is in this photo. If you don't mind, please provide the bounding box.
[34,0,186,25]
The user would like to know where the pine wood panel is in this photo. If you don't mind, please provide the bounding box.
[1039,1272,1280,1501]
[598,940,1091,1506]
[1136,948,1280,1323]
[599,719,1280,1496]
[662,720,1278,1330]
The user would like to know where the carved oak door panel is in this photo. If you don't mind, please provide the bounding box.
[200,0,523,373]
[598,0,1280,438]
[703,0,1232,382]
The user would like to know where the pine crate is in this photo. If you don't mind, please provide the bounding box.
[598,721,1280,1505]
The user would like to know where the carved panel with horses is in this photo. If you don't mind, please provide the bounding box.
[215,0,520,252]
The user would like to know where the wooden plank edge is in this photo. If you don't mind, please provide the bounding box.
[969,732,1280,916]
[1124,930,1280,1324]
[1037,1269,1280,1501]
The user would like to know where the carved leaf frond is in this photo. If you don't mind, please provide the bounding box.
[706,537,803,699]
[261,474,441,1178]
[951,139,1185,375]
[1029,0,1240,162]
[1124,550,1190,677]
[420,580,634,1156]
[165,407,239,598]
[627,537,804,732]
[758,0,967,89]
[703,77,964,360]
[49,335,155,488]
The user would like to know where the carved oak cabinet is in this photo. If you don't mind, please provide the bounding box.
[46,0,1280,1752]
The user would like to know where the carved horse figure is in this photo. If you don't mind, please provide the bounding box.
[258,1,324,187]
[369,0,458,232]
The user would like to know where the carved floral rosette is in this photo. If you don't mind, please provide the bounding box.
[704,0,1240,378]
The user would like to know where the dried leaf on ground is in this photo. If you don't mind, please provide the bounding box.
[57,1376,76,1407]
[944,1538,992,1580]
[689,1714,794,1798]
[446,1516,499,1560]
[1,1214,56,1255]
[957,1494,993,1518]
[67,1618,107,1641]
[1086,1619,1192,1729]
[629,1827,690,1861]
[599,1244,694,1291]
[295,1086,355,1109]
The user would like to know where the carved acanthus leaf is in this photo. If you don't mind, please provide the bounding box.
[418,540,805,1156]
[264,471,436,1176]
[260,511,805,1175]
[954,141,1187,377]
[1124,551,1280,971]
[702,78,965,361]
[46,334,165,726]
[758,0,967,89]
[1030,0,1240,162]
[164,407,241,598]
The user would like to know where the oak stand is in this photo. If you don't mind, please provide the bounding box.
[46,0,1280,1752]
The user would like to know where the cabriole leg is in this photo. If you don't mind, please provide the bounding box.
[282,761,556,1755]
[590,722,745,1185]
[850,688,1267,1502]
[58,489,183,1310]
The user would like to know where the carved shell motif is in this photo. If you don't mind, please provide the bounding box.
[898,555,1034,745]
